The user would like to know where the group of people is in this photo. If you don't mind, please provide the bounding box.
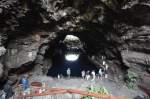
[18,75,46,96]
[81,67,108,81]
[0,75,32,99]
[81,70,96,81]
[57,60,109,81]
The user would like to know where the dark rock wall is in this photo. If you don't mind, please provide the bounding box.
[0,0,150,85]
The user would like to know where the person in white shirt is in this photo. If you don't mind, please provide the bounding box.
[105,64,109,70]
[91,70,96,81]
[85,71,90,80]
[98,68,103,80]
[104,64,109,79]
[57,74,60,79]
[102,61,106,66]
[67,68,71,78]
[81,70,85,79]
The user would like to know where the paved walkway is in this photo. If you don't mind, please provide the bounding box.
[28,76,145,99]
[13,76,146,99]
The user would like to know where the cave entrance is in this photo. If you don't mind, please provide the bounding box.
[47,35,98,77]
[47,53,98,77]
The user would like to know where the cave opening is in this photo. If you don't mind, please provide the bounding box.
[47,34,98,77]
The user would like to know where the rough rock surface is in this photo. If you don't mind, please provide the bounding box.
[0,0,150,90]
[0,46,6,56]
[4,35,41,69]
[0,63,3,78]
[4,32,55,70]
[121,50,150,72]
[114,24,150,75]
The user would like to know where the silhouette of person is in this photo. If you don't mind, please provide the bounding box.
[98,68,103,80]
[67,68,71,78]
[86,71,90,80]
[91,70,96,81]
[81,70,85,79]
[21,75,29,91]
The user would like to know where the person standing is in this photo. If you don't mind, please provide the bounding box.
[3,81,14,99]
[21,75,29,91]
[102,60,106,66]
[91,70,96,81]
[67,68,71,78]
[57,74,61,79]
[98,68,103,80]
[81,70,85,79]
[104,64,109,79]
[86,71,90,80]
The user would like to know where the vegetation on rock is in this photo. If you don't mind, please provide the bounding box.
[83,86,110,99]
[125,70,138,89]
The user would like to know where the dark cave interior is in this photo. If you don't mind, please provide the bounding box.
[47,48,98,77]
[45,34,98,77]
[0,0,150,98]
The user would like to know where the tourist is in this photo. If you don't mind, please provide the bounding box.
[57,74,61,79]
[81,70,85,79]
[91,70,96,81]
[3,81,14,99]
[104,72,108,79]
[85,71,90,80]
[42,82,46,92]
[105,64,109,71]
[21,75,30,91]
[98,68,103,80]
[0,90,6,99]
[67,68,71,78]
[104,64,109,79]
[102,60,106,66]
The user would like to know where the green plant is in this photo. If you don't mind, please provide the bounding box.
[83,86,110,99]
[125,71,138,89]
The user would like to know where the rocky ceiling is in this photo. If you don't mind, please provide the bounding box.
[0,0,150,85]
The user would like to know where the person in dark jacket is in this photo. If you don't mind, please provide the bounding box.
[3,81,14,99]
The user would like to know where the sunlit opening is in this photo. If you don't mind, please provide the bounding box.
[65,54,79,61]
[64,35,80,41]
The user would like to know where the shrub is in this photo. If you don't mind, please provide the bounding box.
[83,86,110,99]
[125,71,138,89]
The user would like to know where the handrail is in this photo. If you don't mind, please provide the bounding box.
[17,87,126,99]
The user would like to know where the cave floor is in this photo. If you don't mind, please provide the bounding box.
[13,76,145,99]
